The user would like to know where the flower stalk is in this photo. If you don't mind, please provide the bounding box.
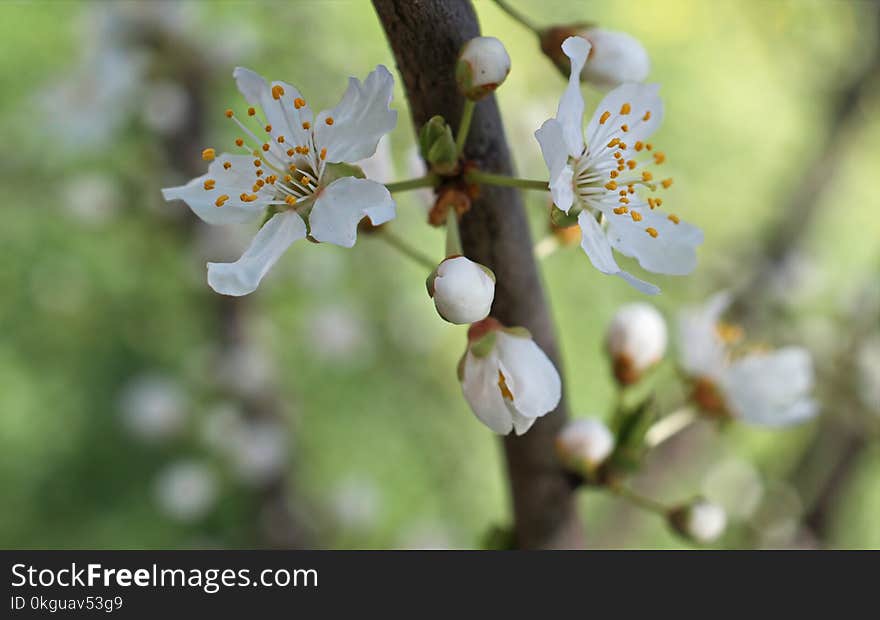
[455,99,476,155]
[491,0,541,35]
[379,229,437,270]
[445,208,463,257]
[465,170,549,191]
[385,174,438,193]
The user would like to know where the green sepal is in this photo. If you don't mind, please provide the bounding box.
[550,205,580,228]
[322,162,366,185]
[419,116,458,175]
[469,331,497,359]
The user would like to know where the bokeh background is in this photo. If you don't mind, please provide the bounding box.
[1,0,878,549]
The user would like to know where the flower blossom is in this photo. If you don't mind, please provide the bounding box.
[535,36,702,294]
[163,66,398,295]
[605,302,667,384]
[459,319,561,435]
[678,293,818,427]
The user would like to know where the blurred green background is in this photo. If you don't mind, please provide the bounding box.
[1,0,878,549]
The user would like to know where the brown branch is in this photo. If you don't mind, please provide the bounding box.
[373,0,583,548]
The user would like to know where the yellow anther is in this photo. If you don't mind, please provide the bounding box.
[661,178,673,189]
[653,152,666,164]
[285,148,294,157]
[289,164,297,172]
[215,194,229,207]
[256,179,265,187]
[645,143,653,151]
[668,214,680,224]
[320,147,327,160]
[265,124,272,132]
[301,175,310,185]
[655,198,663,206]
[599,110,611,124]
[621,124,629,132]
[610,170,619,179]
[619,197,630,204]
[225,109,234,118]
[642,171,653,182]
[285,196,297,206]
[646,227,659,237]
[619,143,627,150]
[262,143,270,152]
[607,138,620,148]
[497,370,514,401]
[203,179,216,190]
[266,175,277,185]
[201,148,215,161]
[253,159,261,167]
[271,85,285,100]
[628,184,635,194]
[605,181,618,190]
[631,211,643,222]
[235,138,244,147]
[293,98,306,109]
[252,149,260,157]
[302,121,311,130]
[648,197,657,209]
[325,116,334,125]
[252,183,260,192]
[613,152,622,159]
[619,190,628,196]
[716,321,744,344]
[284,174,292,182]
[643,110,652,121]
[255,169,263,177]
[627,160,637,170]
[247,107,256,116]
[277,135,286,143]
[223,162,232,170]
[613,206,629,215]
[635,141,644,152]
[241,193,259,202]
[620,103,631,115]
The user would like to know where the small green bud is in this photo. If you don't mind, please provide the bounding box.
[419,116,459,175]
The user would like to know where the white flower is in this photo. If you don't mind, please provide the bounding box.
[154,460,219,523]
[456,36,511,100]
[163,65,398,296]
[676,499,727,544]
[119,374,188,442]
[606,302,667,384]
[535,36,702,294]
[226,420,288,487]
[678,293,819,427]
[428,256,495,325]
[576,28,650,88]
[556,418,614,471]
[459,319,561,435]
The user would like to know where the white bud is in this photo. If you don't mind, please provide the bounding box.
[456,36,511,100]
[556,418,614,471]
[578,28,650,88]
[675,500,727,544]
[606,303,667,385]
[429,256,495,325]
[153,460,219,523]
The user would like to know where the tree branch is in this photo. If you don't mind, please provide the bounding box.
[373,0,583,548]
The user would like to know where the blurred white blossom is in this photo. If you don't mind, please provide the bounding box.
[61,173,122,225]
[154,460,219,523]
[119,374,189,442]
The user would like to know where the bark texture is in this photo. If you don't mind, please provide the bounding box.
[373,0,584,548]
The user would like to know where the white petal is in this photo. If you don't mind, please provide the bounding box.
[585,82,663,147]
[161,154,271,225]
[579,28,651,88]
[535,119,575,213]
[461,351,514,435]
[721,348,818,427]
[309,177,395,248]
[606,207,702,275]
[495,332,561,420]
[509,409,537,436]
[577,211,660,295]
[233,67,311,161]
[315,65,397,164]
[207,211,306,296]
[556,36,590,157]
[677,293,731,377]
[432,256,495,324]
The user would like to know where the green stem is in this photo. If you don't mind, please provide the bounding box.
[465,170,549,191]
[491,0,541,34]
[445,209,462,257]
[455,99,476,156]
[607,483,671,516]
[385,175,438,194]
[379,229,436,270]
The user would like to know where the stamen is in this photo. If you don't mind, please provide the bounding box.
[619,197,630,204]
[645,143,653,151]
[642,171,653,182]
[610,170,619,179]
[294,98,306,109]
[325,117,334,125]
[265,124,272,132]
[223,162,232,170]
[240,193,259,202]
[271,85,285,100]
[253,159,261,167]
[607,138,620,148]
[302,121,311,130]
[497,371,514,401]
[277,136,285,143]
[235,138,244,147]
[621,124,629,132]
[627,160,637,170]
[320,147,327,160]
[653,152,666,164]
[255,169,263,177]
[262,143,270,152]
[635,141,644,151]
[300,175,310,185]
[643,110,652,121]
[203,179,216,190]
[631,211,643,222]
[225,109,233,118]
[613,206,628,215]
[215,194,229,207]
[247,107,256,116]
[648,198,657,209]
[285,196,297,206]
[605,181,618,190]
[646,227,659,237]
[655,198,663,206]
[668,214,680,224]
[201,148,216,161]
[599,111,611,124]
[661,178,673,189]
[620,103,631,115]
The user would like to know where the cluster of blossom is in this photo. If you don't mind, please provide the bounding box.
[161,19,818,544]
